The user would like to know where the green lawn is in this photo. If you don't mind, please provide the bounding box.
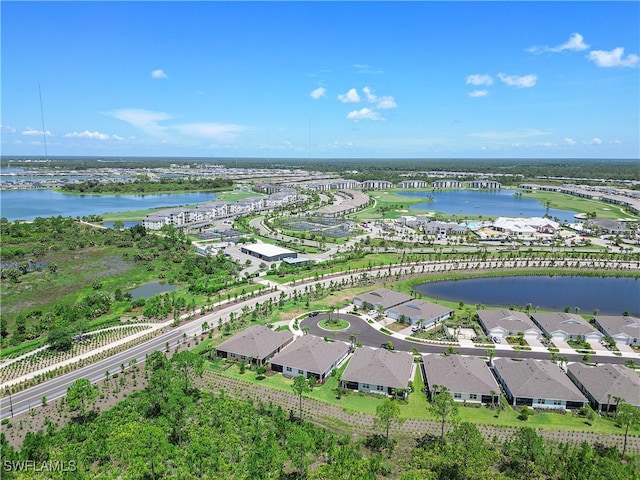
[523,191,640,221]
[318,318,350,330]
[203,357,630,436]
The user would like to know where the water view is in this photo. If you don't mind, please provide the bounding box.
[414,276,640,317]
[0,190,218,221]
[400,189,577,219]
[128,281,180,300]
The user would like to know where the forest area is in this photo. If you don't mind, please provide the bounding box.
[1,351,637,479]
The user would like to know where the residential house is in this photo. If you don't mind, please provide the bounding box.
[567,363,640,413]
[387,300,453,328]
[422,354,500,405]
[215,325,294,366]
[477,309,542,341]
[531,312,604,343]
[353,288,414,312]
[269,335,350,382]
[592,315,640,345]
[341,347,414,397]
[493,358,588,410]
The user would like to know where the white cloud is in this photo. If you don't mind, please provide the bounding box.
[1,125,17,134]
[497,73,537,88]
[106,109,174,135]
[151,69,168,79]
[527,33,589,54]
[376,95,397,109]
[564,138,576,145]
[338,88,361,103]
[584,137,602,145]
[470,129,550,140]
[310,87,326,99]
[22,127,53,137]
[107,108,246,142]
[64,130,112,140]
[466,74,493,86]
[588,47,639,67]
[469,90,489,98]
[346,108,384,122]
[174,122,246,141]
[362,86,377,102]
[353,64,384,74]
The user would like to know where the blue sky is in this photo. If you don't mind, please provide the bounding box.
[2,1,639,159]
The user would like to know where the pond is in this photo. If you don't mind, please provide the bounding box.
[129,281,180,300]
[413,276,640,317]
[399,189,577,220]
[0,190,218,221]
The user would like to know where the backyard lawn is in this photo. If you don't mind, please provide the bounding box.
[203,356,629,435]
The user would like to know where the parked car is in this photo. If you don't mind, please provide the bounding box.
[380,343,395,350]
[308,311,319,317]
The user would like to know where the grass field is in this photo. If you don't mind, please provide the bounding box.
[523,190,640,221]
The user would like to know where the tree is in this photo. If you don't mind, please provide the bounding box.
[428,384,459,443]
[170,350,204,394]
[486,348,495,366]
[616,403,640,457]
[66,378,98,421]
[292,375,310,421]
[374,398,404,448]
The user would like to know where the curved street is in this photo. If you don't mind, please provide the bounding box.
[301,313,636,364]
[2,258,638,419]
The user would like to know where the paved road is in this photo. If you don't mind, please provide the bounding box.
[3,259,637,419]
[302,313,636,365]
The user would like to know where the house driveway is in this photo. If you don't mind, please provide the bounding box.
[587,340,608,352]
[617,343,637,354]
[551,338,573,350]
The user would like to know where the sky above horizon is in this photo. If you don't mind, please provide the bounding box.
[2,1,639,159]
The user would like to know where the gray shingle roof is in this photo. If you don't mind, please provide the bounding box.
[342,347,413,389]
[567,363,640,407]
[354,288,414,310]
[423,354,499,396]
[594,315,640,339]
[531,312,600,336]
[493,358,587,403]
[389,300,453,322]
[269,335,349,375]
[477,309,540,334]
[216,325,293,360]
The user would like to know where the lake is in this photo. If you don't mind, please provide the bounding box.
[399,189,577,219]
[0,190,218,221]
[129,281,180,300]
[413,276,640,316]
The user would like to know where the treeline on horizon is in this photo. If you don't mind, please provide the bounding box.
[59,177,233,194]
[2,156,639,183]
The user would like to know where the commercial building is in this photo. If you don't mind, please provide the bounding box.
[239,243,297,262]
